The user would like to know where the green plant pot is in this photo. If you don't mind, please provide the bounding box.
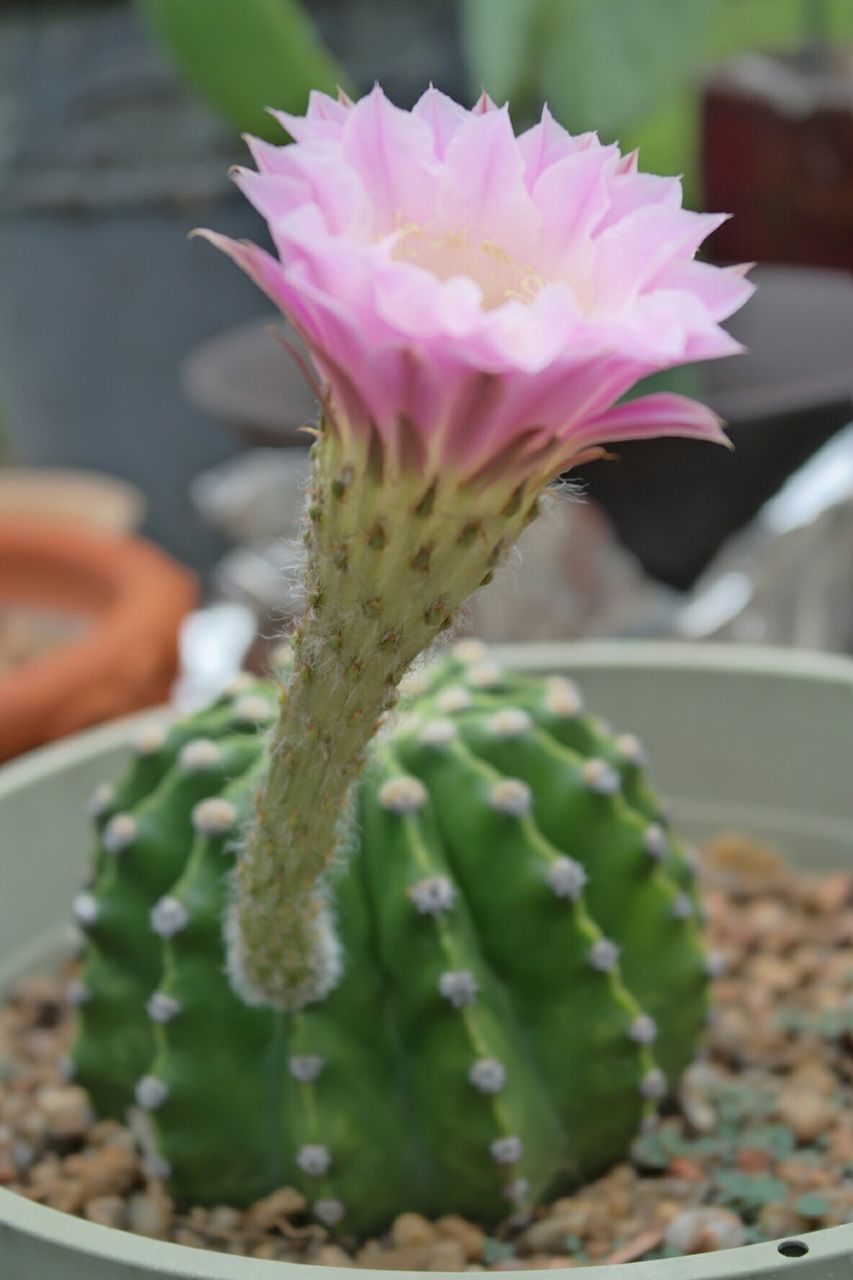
[2,640,853,1278]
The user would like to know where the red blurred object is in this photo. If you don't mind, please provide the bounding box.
[0,521,196,761]
[702,50,853,269]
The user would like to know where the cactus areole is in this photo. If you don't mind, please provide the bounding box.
[72,87,752,1232]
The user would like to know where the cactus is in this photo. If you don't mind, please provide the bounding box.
[71,642,707,1235]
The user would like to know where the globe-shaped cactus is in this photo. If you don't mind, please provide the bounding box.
[70,644,707,1235]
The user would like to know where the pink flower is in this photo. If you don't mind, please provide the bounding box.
[200,86,753,485]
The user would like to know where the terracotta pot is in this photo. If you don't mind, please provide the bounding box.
[0,521,196,761]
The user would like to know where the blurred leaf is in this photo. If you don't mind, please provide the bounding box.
[138,0,349,141]
[461,0,853,207]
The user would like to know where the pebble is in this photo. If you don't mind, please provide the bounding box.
[435,1214,486,1260]
[247,1186,307,1229]
[127,1188,173,1238]
[426,1238,467,1270]
[84,1194,126,1228]
[64,1144,138,1197]
[391,1212,437,1247]
[776,1088,837,1144]
[664,1208,747,1253]
[37,1086,91,1140]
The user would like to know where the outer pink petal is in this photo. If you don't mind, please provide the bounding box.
[657,260,756,323]
[599,172,683,231]
[268,89,351,144]
[412,85,469,158]
[341,85,440,231]
[571,392,729,451]
[518,104,599,188]
[233,147,372,237]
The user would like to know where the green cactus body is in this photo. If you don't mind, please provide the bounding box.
[71,646,707,1235]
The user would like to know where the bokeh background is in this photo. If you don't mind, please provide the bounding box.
[2,0,852,755]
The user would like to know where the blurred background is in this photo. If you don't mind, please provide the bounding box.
[1,0,852,758]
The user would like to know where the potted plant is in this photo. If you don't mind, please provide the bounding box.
[0,520,196,760]
[8,83,846,1276]
[702,0,853,269]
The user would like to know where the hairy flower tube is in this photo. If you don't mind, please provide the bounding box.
[198,85,753,1010]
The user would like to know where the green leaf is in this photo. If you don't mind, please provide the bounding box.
[137,0,350,140]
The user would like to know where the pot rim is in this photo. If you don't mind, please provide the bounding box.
[2,639,853,1279]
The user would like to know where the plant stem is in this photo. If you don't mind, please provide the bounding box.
[227,423,538,1010]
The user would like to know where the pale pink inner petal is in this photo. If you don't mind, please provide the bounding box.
[341,86,440,233]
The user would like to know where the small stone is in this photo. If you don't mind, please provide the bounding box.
[247,1186,307,1229]
[391,1212,437,1247]
[65,1144,138,1197]
[84,1195,126,1228]
[758,1202,801,1239]
[313,1244,353,1266]
[38,1086,91,1140]
[776,1087,837,1144]
[435,1214,485,1261]
[664,1207,747,1253]
[127,1188,173,1239]
[427,1238,468,1270]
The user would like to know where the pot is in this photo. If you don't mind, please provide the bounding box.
[2,641,853,1277]
[0,520,196,760]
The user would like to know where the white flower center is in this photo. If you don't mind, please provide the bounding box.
[391,223,546,310]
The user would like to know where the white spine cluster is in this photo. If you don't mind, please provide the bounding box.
[378,776,428,815]
[469,1058,507,1094]
[150,896,188,938]
[191,797,238,836]
[439,970,479,1008]
[147,991,183,1023]
[489,708,532,738]
[232,693,274,725]
[73,893,98,927]
[588,938,620,972]
[408,876,456,917]
[103,813,137,854]
[289,1055,325,1083]
[643,824,669,860]
[490,1135,524,1165]
[629,1014,658,1045]
[489,779,532,816]
[133,725,166,756]
[297,1144,332,1177]
[581,759,620,795]
[87,782,115,818]
[135,1075,170,1110]
[544,677,583,717]
[418,718,458,747]
[436,686,473,714]
[179,738,223,771]
[545,856,588,901]
[314,1199,345,1226]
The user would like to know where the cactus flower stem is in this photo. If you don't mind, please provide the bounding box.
[229,419,541,1010]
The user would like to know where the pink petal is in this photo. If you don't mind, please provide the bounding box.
[234,145,372,237]
[341,85,440,232]
[658,260,756,322]
[413,85,469,158]
[472,90,500,114]
[531,146,619,261]
[437,107,539,245]
[571,392,730,452]
[518,104,599,188]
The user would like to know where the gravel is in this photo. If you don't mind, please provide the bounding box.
[3,833,853,1268]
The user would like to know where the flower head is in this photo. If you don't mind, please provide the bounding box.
[200,85,752,487]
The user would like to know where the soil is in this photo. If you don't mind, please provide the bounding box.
[3,834,853,1269]
[0,606,88,676]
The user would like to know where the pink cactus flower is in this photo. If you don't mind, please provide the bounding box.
[200,85,752,486]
